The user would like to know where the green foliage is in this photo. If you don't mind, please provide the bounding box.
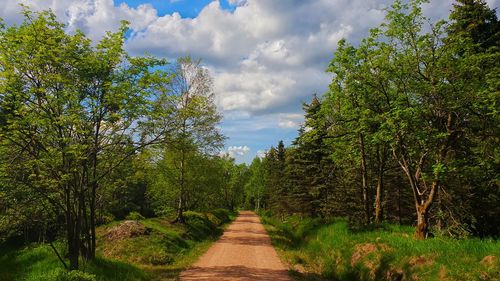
[53,270,97,281]
[148,56,225,222]
[96,213,115,226]
[145,250,174,266]
[183,211,219,241]
[0,209,235,280]
[0,7,172,268]
[0,243,148,281]
[125,212,145,221]
[263,213,500,281]
[244,157,267,210]
[254,0,500,238]
[448,0,499,49]
[209,209,232,225]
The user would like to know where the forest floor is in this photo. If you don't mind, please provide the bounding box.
[261,214,500,281]
[0,209,236,281]
[180,211,290,281]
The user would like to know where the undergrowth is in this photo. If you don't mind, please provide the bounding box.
[0,209,237,281]
[261,214,500,281]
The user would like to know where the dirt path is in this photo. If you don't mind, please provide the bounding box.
[180,211,291,281]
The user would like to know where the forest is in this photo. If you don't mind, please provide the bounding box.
[251,0,500,239]
[0,0,499,280]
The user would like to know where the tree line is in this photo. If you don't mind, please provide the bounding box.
[246,0,499,239]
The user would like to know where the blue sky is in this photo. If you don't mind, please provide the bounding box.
[3,0,494,163]
[115,0,237,18]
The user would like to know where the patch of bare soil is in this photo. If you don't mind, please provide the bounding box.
[351,242,395,280]
[481,255,498,268]
[351,243,378,266]
[409,256,433,267]
[351,242,391,266]
[105,220,150,240]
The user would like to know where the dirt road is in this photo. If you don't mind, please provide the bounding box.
[180,211,291,281]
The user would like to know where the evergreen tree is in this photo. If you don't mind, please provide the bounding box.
[448,0,499,50]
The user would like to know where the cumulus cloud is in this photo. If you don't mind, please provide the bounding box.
[228,0,247,6]
[0,0,158,41]
[123,0,389,116]
[256,150,267,158]
[225,145,251,157]
[1,0,483,117]
[278,113,304,129]
[2,0,497,161]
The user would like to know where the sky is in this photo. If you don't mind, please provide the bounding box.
[1,0,498,163]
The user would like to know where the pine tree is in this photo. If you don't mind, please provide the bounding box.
[265,142,287,216]
[448,0,499,50]
[284,96,336,217]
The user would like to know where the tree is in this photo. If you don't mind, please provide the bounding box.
[448,0,499,50]
[245,157,266,211]
[266,141,287,216]
[0,9,171,269]
[324,0,499,238]
[219,157,248,211]
[160,57,224,223]
[282,96,336,217]
[441,0,500,236]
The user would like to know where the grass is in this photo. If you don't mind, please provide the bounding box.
[0,209,237,281]
[0,242,147,281]
[261,214,500,281]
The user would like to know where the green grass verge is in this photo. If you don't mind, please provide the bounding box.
[0,209,237,281]
[0,242,147,281]
[261,214,500,281]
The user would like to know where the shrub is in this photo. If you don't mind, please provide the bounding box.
[126,211,145,221]
[42,269,97,281]
[145,250,174,265]
[96,212,115,225]
[62,271,97,281]
[183,211,218,240]
[206,213,222,227]
[210,209,231,225]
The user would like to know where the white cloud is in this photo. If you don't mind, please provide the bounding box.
[122,0,391,117]
[2,0,486,118]
[256,150,267,158]
[226,145,250,157]
[228,0,247,6]
[278,113,303,129]
[2,0,497,162]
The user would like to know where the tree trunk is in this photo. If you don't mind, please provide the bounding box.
[79,186,90,260]
[174,147,186,223]
[397,184,402,225]
[374,175,383,224]
[374,146,386,224]
[89,181,97,259]
[436,185,442,232]
[65,185,79,270]
[173,194,185,223]
[358,133,370,224]
[415,205,429,239]
[89,119,101,260]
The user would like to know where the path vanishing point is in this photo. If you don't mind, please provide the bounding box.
[180,211,291,281]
